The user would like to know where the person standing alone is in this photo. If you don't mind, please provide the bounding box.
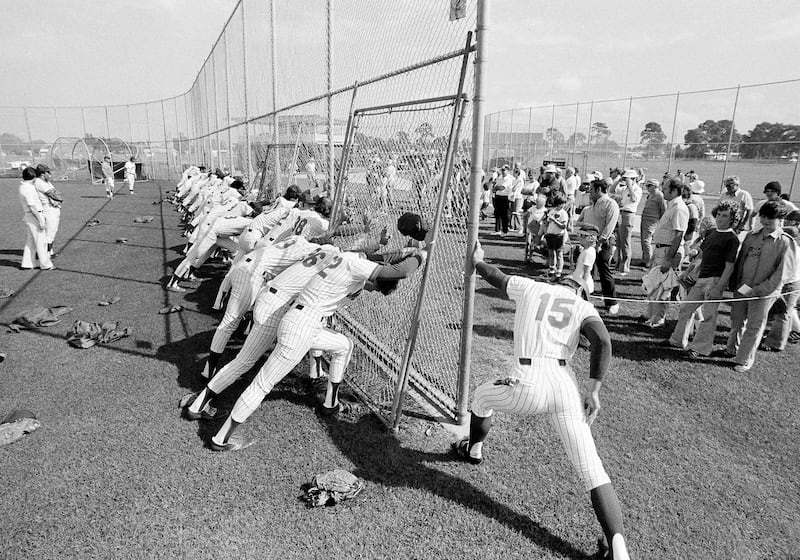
[124,156,136,194]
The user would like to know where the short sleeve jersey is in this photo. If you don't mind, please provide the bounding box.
[33,177,56,208]
[263,208,329,245]
[268,244,340,297]
[240,236,320,282]
[101,161,113,179]
[506,276,600,360]
[295,252,379,317]
[125,161,136,177]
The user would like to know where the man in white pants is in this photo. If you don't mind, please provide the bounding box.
[18,167,54,270]
[197,235,324,379]
[33,164,62,257]
[183,241,344,419]
[101,156,115,198]
[198,249,424,452]
[124,157,136,194]
[452,241,630,560]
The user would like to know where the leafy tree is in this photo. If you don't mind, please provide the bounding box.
[740,122,800,159]
[683,119,740,158]
[567,132,587,147]
[640,122,666,145]
[590,122,611,144]
[544,127,565,146]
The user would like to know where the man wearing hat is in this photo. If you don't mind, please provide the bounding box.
[33,163,62,257]
[614,169,642,275]
[752,181,797,232]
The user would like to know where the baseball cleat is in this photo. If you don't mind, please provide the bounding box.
[166,284,186,293]
[209,435,257,452]
[315,401,350,417]
[179,392,228,421]
[451,438,482,465]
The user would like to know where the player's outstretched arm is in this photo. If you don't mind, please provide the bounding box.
[472,241,509,298]
[373,250,424,281]
[580,316,611,425]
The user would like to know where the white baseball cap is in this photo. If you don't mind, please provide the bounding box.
[622,169,638,179]
[543,164,558,173]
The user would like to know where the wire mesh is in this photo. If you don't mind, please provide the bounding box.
[486,79,800,199]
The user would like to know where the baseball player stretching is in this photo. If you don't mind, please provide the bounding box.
[183,242,344,420]
[198,235,324,379]
[211,194,331,308]
[453,241,630,560]
[204,249,424,452]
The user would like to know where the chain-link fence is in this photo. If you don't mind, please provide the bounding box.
[0,0,482,427]
[485,79,800,200]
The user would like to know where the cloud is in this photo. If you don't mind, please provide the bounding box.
[764,13,800,41]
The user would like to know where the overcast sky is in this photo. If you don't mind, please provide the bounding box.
[1,0,797,131]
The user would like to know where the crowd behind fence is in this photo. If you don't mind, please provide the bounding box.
[484,78,800,201]
[0,0,483,428]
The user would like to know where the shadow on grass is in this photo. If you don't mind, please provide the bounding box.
[0,258,23,269]
[0,249,23,256]
[473,323,513,341]
[314,395,596,559]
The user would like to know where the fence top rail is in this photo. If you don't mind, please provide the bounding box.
[486,77,800,117]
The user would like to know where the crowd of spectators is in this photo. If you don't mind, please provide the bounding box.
[480,163,800,372]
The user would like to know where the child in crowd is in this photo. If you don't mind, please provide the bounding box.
[479,183,492,220]
[524,193,547,262]
[571,223,598,295]
[544,193,569,278]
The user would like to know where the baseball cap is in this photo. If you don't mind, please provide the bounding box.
[397,212,429,241]
[645,178,659,187]
[35,163,51,174]
[764,181,782,194]
[622,169,638,178]
[543,164,557,174]
[284,185,302,200]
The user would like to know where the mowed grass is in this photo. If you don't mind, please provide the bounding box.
[0,177,797,559]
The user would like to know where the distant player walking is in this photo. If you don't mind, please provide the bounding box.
[101,156,115,198]
[452,241,631,560]
[124,156,136,194]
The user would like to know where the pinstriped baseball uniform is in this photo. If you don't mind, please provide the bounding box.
[471,276,611,491]
[208,236,322,354]
[213,201,300,309]
[229,252,376,424]
[238,197,296,253]
[175,203,254,278]
[207,244,343,394]
[256,208,329,248]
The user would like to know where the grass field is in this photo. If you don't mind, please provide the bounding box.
[0,177,798,559]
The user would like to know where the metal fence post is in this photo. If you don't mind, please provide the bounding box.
[224,30,234,173]
[241,1,252,180]
[790,155,799,201]
[174,97,183,173]
[54,108,61,138]
[526,107,532,164]
[572,103,580,167]
[622,96,632,169]
[458,0,488,425]
[720,85,740,193]
[549,103,555,159]
[509,109,515,162]
[81,107,87,139]
[270,0,281,189]
[23,108,32,145]
[586,100,594,168]
[104,106,111,140]
[161,99,171,179]
[145,103,153,177]
[127,105,133,146]
[212,55,222,171]
[668,91,680,174]
[327,0,335,198]
[204,70,212,169]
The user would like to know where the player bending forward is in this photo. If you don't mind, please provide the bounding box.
[201,248,424,452]
[453,241,631,560]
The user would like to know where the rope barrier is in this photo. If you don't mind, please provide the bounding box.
[583,285,800,306]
